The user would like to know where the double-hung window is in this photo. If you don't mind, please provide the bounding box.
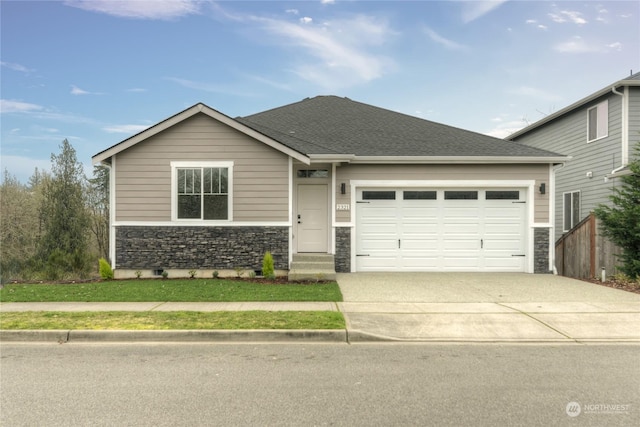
[587,100,608,142]
[563,190,580,232]
[172,162,233,221]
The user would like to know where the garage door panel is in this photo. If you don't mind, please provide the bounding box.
[443,224,481,235]
[443,256,480,268]
[443,207,480,218]
[401,257,440,269]
[356,187,526,272]
[357,256,398,271]
[484,240,522,251]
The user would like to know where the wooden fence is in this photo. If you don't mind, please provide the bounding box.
[555,213,622,279]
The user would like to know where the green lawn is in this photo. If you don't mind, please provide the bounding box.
[0,279,343,302]
[0,311,345,330]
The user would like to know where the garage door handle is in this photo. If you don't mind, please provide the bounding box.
[398,239,401,248]
[481,239,483,249]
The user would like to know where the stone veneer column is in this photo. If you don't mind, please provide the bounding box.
[335,227,351,273]
[534,227,551,274]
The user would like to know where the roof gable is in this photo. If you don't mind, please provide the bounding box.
[92,103,310,165]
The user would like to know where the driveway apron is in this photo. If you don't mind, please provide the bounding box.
[336,273,640,342]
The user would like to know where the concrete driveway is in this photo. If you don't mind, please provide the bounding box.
[337,273,640,342]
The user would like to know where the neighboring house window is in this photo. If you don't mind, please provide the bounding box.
[172,162,233,221]
[563,191,580,231]
[587,100,608,142]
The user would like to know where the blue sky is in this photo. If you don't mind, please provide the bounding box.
[2,0,639,183]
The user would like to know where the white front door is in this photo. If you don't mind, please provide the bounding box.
[297,184,328,253]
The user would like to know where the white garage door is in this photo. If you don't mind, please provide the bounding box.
[356,188,527,272]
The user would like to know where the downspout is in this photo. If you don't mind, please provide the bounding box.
[611,85,629,174]
[550,162,565,275]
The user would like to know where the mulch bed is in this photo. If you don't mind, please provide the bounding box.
[581,277,640,295]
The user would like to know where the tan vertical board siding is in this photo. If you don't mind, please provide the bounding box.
[115,114,289,222]
[334,163,550,223]
[512,93,626,241]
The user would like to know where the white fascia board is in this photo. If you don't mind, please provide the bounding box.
[348,156,570,164]
[92,103,311,165]
[309,154,355,163]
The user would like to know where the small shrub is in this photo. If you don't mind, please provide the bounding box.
[135,270,142,279]
[161,271,169,279]
[98,258,114,280]
[262,251,275,279]
[248,271,256,279]
[212,270,219,279]
[188,269,197,279]
[234,267,244,278]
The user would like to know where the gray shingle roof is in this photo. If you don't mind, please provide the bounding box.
[237,96,563,158]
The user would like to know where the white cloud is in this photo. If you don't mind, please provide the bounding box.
[485,119,528,138]
[321,0,335,4]
[251,14,395,88]
[561,10,587,25]
[126,88,147,93]
[166,77,257,96]
[423,27,466,50]
[526,19,547,30]
[1,61,34,73]
[461,0,508,23]
[0,99,44,113]
[64,0,204,20]
[607,42,623,51]
[103,124,149,134]
[554,36,601,53]
[71,85,90,95]
[70,85,103,95]
[300,17,313,24]
[549,10,588,25]
[508,86,562,102]
[286,9,299,15]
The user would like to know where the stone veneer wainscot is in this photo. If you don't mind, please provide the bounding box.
[116,226,289,271]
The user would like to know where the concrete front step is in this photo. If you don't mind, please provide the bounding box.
[289,254,336,281]
[288,270,337,281]
[291,254,336,263]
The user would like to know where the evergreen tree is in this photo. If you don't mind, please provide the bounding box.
[594,143,640,279]
[37,139,91,278]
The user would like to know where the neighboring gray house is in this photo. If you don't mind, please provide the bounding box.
[507,72,640,243]
[92,96,567,278]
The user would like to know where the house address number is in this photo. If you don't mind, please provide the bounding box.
[336,204,350,211]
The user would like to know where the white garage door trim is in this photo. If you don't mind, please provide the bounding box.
[349,180,535,273]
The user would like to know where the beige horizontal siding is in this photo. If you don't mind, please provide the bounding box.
[115,113,289,222]
[334,163,550,223]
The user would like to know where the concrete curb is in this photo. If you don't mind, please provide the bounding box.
[0,329,347,343]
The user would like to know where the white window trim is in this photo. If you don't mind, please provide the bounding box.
[587,100,608,143]
[170,161,234,222]
[562,190,580,232]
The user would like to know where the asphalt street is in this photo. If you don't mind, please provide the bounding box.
[1,343,638,427]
